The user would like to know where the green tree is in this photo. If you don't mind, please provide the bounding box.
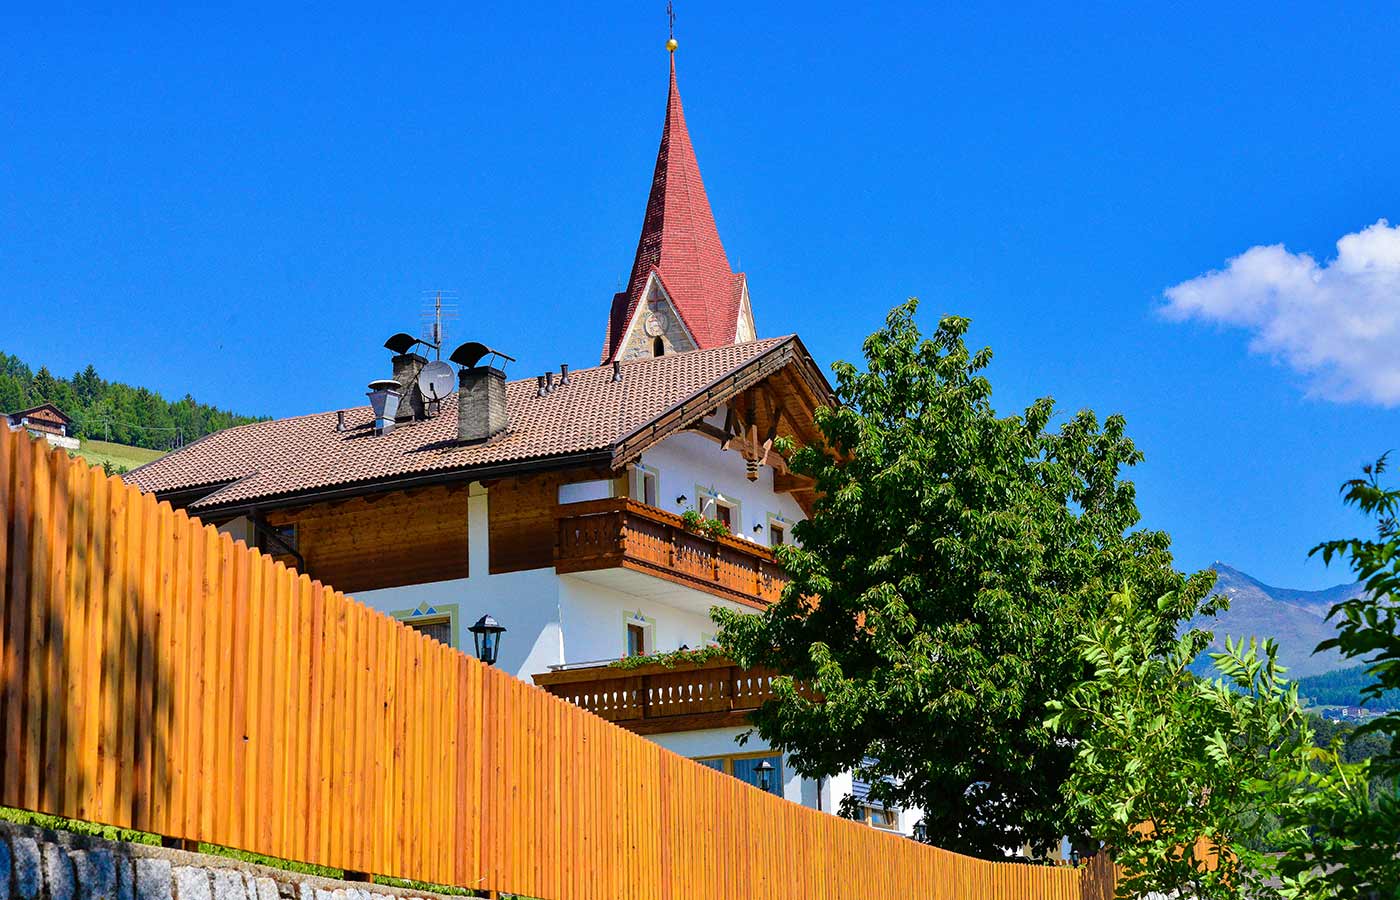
[1047,587,1327,899]
[1312,456,1400,769]
[715,301,1211,858]
[1271,457,1400,899]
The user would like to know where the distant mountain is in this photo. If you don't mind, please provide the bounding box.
[1187,563,1366,680]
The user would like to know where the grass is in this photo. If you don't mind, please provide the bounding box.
[74,438,166,474]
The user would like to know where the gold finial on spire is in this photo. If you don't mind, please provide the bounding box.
[666,1,677,52]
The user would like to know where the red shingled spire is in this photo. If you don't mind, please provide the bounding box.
[602,54,748,362]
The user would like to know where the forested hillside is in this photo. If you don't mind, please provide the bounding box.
[1297,665,1399,711]
[0,351,262,450]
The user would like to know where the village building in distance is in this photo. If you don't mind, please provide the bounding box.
[125,45,917,835]
[6,402,79,451]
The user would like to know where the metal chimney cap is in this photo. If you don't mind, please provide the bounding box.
[368,379,402,392]
[384,332,421,355]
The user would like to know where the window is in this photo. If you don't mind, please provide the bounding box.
[766,513,793,548]
[852,757,900,830]
[653,336,665,357]
[861,803,898,829]
[691,752,783,796]
[622,610,655,658]
[631,465,660,507]
[406,617,453,646]
[696,486,739,535]
[626,623,647,657]
[391,602,459,649]
[257,522,298,555]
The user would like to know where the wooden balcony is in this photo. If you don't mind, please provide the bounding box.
[554,498,788,609]
[532,657,778,734]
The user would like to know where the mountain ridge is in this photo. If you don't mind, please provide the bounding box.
[1187,563,1365,680]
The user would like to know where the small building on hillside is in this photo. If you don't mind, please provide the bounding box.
[6,403,79,451]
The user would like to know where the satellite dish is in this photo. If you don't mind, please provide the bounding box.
[384,332,420,355]
[417,360,456,401]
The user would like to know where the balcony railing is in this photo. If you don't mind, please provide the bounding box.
[532,657,778,734]
[554,497,789,609]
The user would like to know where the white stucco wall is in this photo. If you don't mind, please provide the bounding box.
[635,420,805,544]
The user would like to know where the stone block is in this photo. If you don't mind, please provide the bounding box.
[11,837,41,900]
[209,870,244,900]
[0,834,11,900]
[41,844,76,900]
[172,867,210,900]
[132,859,170,900]
[250,879,276,900]
[115,857,133,900]
[75,849,116,900]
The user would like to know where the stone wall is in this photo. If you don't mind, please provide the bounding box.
[0,823,474,900]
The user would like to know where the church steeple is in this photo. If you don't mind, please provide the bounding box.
[602,47,754,363]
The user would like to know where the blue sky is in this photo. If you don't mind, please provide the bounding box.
[3,3,1397,589]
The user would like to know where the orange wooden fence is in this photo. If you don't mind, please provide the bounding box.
[0,427,1115,900]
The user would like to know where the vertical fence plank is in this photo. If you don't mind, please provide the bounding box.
[0,431,31,809]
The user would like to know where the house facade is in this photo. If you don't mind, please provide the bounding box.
[6,403,79,451]
[125,46,918,836]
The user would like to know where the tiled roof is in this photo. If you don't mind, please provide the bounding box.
[124,337,794,512]
[602,56,746,362]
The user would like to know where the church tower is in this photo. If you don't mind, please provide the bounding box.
[601,45,756,363]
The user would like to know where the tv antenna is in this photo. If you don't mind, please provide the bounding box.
[420,290,459,358]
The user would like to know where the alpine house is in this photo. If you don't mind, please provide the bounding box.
[126,41,915,835]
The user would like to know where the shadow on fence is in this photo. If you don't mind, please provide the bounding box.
[2,431,173,832]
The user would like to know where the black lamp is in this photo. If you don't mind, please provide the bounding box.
[469,614,506,666]
[912,820,928,843]
[755,759,775,793]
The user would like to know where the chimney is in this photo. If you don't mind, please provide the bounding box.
[560,363,570,385]
[459,364,510,443]
[545,371,556,393]
[612,360,623,382]
[390,352,428,421]
[335,410,346,432]
[367,380,402,435]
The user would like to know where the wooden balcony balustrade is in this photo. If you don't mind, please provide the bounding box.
[532,658,779,734]
[554,497,789,609]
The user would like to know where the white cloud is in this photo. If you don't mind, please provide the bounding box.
[1162,219,1400,405]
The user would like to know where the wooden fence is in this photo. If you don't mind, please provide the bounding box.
[0,427,1115,900]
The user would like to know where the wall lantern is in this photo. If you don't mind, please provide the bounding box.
[469,614,506,666]
[912,820,928,843]
[675,493,688,506]
[755,759,775,794]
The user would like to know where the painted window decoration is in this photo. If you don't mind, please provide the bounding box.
[692,752,783,797]
[392,601,459,649]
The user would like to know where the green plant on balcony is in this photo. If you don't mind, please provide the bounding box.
[681,507,730,539]
[609,644,729,670]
